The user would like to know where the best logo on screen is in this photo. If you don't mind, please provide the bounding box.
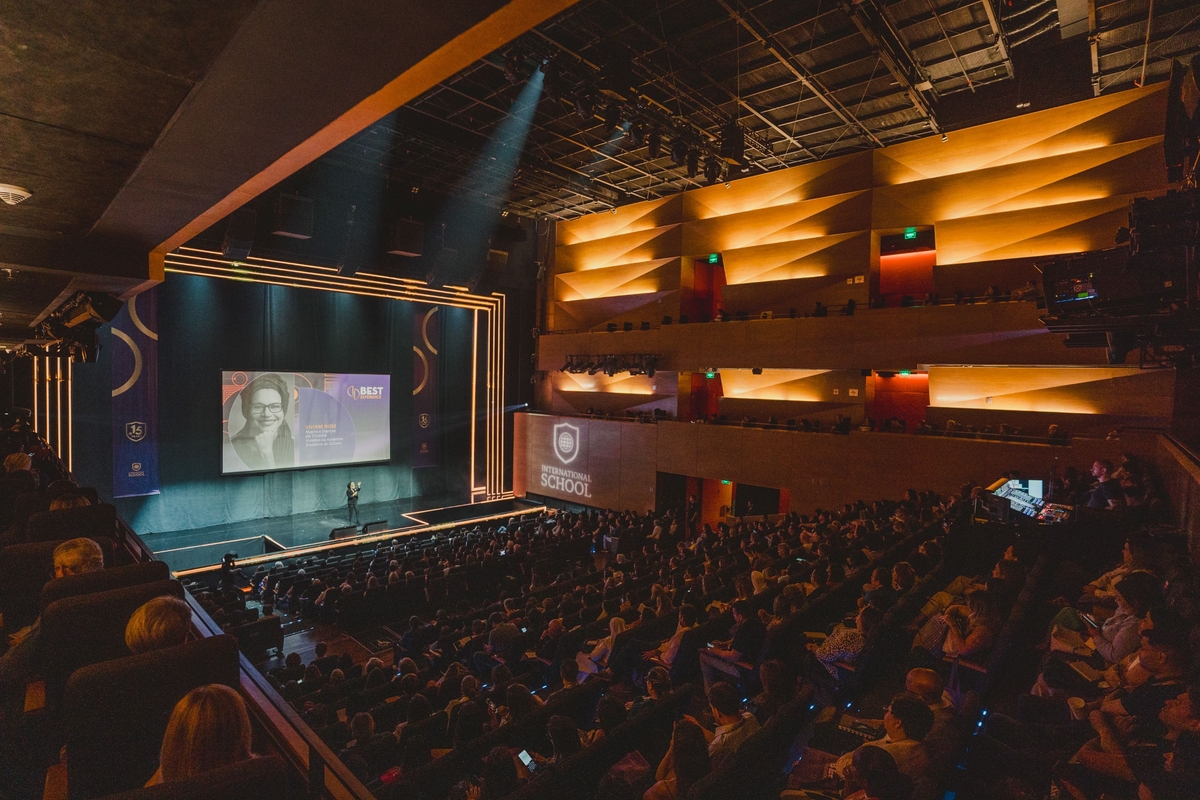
[347,385,385,400]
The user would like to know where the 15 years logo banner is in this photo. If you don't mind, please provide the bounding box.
[111,289,160,497]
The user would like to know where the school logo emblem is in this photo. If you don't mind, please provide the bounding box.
[552,422,580,465]
[125,421,147,442]
[419,413,431,428]
[131,462,142,472]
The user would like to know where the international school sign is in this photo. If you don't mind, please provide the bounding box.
[540,464,593,498]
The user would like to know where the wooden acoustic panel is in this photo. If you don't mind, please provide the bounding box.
[872,137,1165,230]
[554,223,682,272]
[683,190,872,256]
[556,195,683,246]
[927,366,1176,417]
[872,84,1167,186]
[934,193,1137,265]
[682,151,873,220]
[554,257,682,301]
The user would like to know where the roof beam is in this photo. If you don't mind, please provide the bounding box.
[841,0,941,134]
[599,1,819,162]
[715,0,883,147]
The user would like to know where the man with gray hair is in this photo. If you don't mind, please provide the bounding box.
[52,537,104,579]
[0,537,105,697]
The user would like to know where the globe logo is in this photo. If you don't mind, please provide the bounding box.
[552,422,581,464]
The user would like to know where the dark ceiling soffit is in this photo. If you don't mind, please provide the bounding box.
[87,0,551,264]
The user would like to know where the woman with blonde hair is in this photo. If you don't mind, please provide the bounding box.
[576,615,626,677]
[147,684,253,784]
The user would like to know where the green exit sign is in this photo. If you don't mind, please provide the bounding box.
[904,227,918,240]
[705,371,716,379]
[721,480,732,485]
[899,370,912,376]
[708,253,720,264]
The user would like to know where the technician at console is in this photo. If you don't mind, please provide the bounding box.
[231,373,295,471]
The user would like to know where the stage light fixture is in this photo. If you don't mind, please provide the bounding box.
[574,91,594,123]
[560,357,572,372]
[719,120,745,165]
[602,101,621,133]
[604,355,618,377]
[644,355,657,378]
[703,157,721,185]
[670,139,688,167]
[626,122,644,149]
[503,53,523,85]
[752,367,763,375]
[540,59,562,102]
[941,132,949,142]
[686,149,700,178]
[647,130,662,159]
[586,360,601,375]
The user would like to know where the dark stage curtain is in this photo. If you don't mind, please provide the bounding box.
[72,274,472,533]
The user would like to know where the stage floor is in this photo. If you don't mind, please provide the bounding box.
[147,491,472,571]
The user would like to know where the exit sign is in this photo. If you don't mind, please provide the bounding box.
[904,227,918,240]
[708,253,720,264]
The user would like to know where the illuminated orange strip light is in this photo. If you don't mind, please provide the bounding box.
[170,503,546,577]
[165,250,513,502]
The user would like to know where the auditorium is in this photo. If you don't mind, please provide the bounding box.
[4,2,1200,799]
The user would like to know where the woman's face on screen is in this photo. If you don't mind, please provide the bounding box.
[249,388,284,433]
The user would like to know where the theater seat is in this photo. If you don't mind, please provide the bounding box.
[0,538,112,633]
[25,504,118,545]
[226,614,283,660]
[62,635,241,800]
[0,540,63,632]
[39,579,183,705]
[92,755,286,800]
[40,561,170,612]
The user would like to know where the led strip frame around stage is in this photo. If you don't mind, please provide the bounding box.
[32,356,74,473]
[164,247,508,502]
[170,502,548,578]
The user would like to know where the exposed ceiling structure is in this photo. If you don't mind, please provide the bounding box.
[319,0,1200,220]
[0,0,571,347]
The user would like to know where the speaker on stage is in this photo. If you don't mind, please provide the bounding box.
[330,526,359,540]
[362,520,388,535]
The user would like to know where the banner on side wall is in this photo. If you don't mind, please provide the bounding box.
[413,305,439,467]
[111,289,160,497]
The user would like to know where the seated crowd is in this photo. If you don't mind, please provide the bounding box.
[4,427,1199,800]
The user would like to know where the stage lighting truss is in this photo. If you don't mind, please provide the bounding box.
[561,353,661,379]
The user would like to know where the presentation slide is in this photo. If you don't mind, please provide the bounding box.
[221,371,391,474]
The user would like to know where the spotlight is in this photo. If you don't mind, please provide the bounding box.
[670,139,688,167]
[604,355,618,377]
[626,122,644,149]
[602,101,621,133]
[586,360,601,376]
[941,132,948,143]
[703,157,722,185]
[561,357,572,372]
[540,59,562,102]
[574,91,595,124]
[719,120,745,166]
[503,53,523,85]
[647,130,662,159]
[644,355,657,378]
[685,149,700,178]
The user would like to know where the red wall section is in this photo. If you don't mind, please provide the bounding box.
[879,250,936,304]
[872,373,930,429]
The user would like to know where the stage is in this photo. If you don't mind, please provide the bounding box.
[147,493,540,572]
